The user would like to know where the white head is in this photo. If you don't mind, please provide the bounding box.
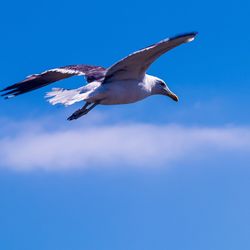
[147,75,178,102]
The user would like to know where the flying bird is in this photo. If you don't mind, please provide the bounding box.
[1,32,197,120]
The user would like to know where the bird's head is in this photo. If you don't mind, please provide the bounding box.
[151,76,178,102]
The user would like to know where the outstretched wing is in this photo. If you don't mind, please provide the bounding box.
[1,65,106,98]
[103,32,197,83]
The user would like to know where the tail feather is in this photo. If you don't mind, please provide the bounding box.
[45,87,87,106]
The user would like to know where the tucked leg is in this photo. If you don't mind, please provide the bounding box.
[67,102,99,121]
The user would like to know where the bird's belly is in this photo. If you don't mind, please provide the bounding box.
[99,81,149,105]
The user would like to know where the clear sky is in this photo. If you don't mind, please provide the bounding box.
[0,0,250,249]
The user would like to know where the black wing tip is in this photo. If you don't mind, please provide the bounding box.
[0,87,8,92]
[1,85,22,99]
[171,32,198,41]
[1,91,17,99]
[0,83,19,93]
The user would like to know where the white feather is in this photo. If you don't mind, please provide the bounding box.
[46,88,88,106]
[49,68,84,75]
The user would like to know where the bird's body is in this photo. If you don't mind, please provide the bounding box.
[77,76,152,105]
[1,32,197,120]
[87,81,144,105]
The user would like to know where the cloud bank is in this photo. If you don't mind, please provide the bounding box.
[0,116,250,171]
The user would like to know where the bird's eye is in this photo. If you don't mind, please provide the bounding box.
[160,82,165,87]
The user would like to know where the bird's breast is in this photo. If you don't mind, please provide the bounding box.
[99,80,150,105]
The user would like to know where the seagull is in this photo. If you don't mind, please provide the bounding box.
[1,32,197,120]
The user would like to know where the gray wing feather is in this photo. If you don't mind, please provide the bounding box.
[1,65,106,98]
[103,32,197,83]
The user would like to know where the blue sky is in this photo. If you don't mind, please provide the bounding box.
[0,0,250,249]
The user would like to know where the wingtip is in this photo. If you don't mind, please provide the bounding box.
[171,32,198,42]
[1,93,15,99]
[184,31,198,37]
[182,32,198,43]
[0,86,16,93]
[187,32,198,41]
[190,31,198,36]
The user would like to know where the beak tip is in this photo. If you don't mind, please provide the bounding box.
[168,93,179,102]
[164,89,179,102]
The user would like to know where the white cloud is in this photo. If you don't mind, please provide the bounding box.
[0,116,250,171]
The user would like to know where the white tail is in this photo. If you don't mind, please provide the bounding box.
[45,88,87,106]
